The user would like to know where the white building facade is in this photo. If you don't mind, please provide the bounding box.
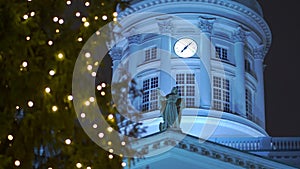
[108,0,300,168]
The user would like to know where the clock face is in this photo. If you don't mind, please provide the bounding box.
[174,38,197,58]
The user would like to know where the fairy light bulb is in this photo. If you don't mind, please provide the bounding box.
[55,29,60,33]
[26,36,30,41]
[87,166,91,169]
[58,19,64,24]
[101,83,106,88]
[84,22,90,27]
[91,72,96,77]
[48,40,53,46]
[22,61,28,67]
[23,14,29,20]
[65,139,71,145]
[98,133,104,138]
[81,17,87,22]
[113,12,118,17]
[67,95,73,101]
[107,127,113,133]
[108,154,113,159]
[53,17,58,22]
[96,85,102,91]
[76,163,82,168]
[14,160,21,167]
[8,135,13,141]
[80,113,86,118]
[85,52,91,58]
[102,15,107,21]
[77,37,83,42]
[121,162,126,167]
[89,97,95,102]
[107,114,113,120]
[57,53,64,59]
[30,11,35,17]
[75,12,80,17]
[28,101,34,107]
[45,87,51,93]
[52,105,58,112]
[85,1,90,7]
[49,70,55,76]
[94,16,98,20]
[66,0,71,5]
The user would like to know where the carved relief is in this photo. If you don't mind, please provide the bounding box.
[198,16,215,33]
[232,26,247,43]
[157,17,173,34]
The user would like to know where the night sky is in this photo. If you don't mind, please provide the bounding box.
[258,0,300,137]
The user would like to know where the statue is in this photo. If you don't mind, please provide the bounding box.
[157,87,183,131]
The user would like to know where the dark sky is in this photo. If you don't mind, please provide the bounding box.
[258,0,300,137]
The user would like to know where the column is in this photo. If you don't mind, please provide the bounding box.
[157,18,173,93]
[199,16,215,109]
[110,47,123,72]
[253,47,266,128]
[232,27,246,116]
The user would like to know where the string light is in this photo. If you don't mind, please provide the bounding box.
[26,36,30,41]
[76,163,82,168]
[49,70,55,76]
[107,127,113,133]
[95,31,100,35]
[66,0,71,5]
[98,132,104,138]
[84,1,90,7]
[22,61,28,67]
[57,53,64,59]
[52,105,58,112]
[87,166,92,169]
[94,16,98,20]
[58,19,64,24]
[8,135,13,141]
[113,12,118,17]
[108,154,113,159]
[101,91,105,96]
[45,87,51,93]
[101,83,106,88]
[89,97,95,102]
[91,72,96,77]
[65,139,71,145]
[55,29,60,33]
[53,17,59,22]
[94,61,99,66]
[16,106,20,110]
[48,40,53,46]
[107,114,113,120]
[14,160,21,167]
[121,162,127,167]
[84,101,90,106]
[67,95,73,101]
[84,22,90,27]
[84,52,91,58]
[30,11,35,17]
[28,101,34,107]
[92,124,97,128]
[81,17,87,22]
[113,18,117,22]
[102,15,107,21]
[121,141,126,146]
[96,85,102,91]
[80,113,86,118]
[75,12,80,17]
[108,148,113,153]
[77,37,83,42]
[23,14,29,20]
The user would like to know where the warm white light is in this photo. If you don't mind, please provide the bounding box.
[45,87,51,93]
[107,127,113,133]
[52,105,58,112]
[49,70,55,76]
[67,95,73,101]
[94,16,98,20]
[101,83,106,88]
[108,154,113,159]
[16,106,20,110]
[81,17,87,22]
[113,12,118,17]
[107,114,113,120]
[108,149,113,153]
[65,139,71,145]
[91,72,96,77]
[22,61,28,67]
[48,167,53,169]
[80,113,86,118]
[121,162,126,167]
[89,97,95,102]
[30,11,35,17]
[66,0,71,5]
[84,22,90,27]
[113,18,117,22]
[8,135,13,141]
[76,163,82,168]
[28,101,34,107]
[77,37,83,42]
[100,91,105,96]
[85,2,90,7]
[86,166,91,169]
[55,29,60,33]
[121,141,126,146]
[84,101,90,106]
[58,19,64,24]
[53,17,58,22]
[14,160,21,167]
[48,40,53,46]
[102,15,107,21]
[84,52,91,58]
[26,36,30,41]
[107,141,112,145]
[96,85,102,91]
[95,31,100,35]
[92,124,97,128]
[23,14,29,20]
[75,12,80,17]
[57,53,64,59]
[98,132,104,138]
[94,61,99,66]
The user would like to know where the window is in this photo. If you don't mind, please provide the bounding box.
[142,77,159,111]
[246,89,253,120]
[213,76,231,112]
[215,46,228,60]
[176,73,196,107]
[145,47,157,62]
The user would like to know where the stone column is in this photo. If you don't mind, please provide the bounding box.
[199,16,215,109]
[232,27,247,116]
[157,18,173,93]
[253,47,266,128]
[110,47,123,72]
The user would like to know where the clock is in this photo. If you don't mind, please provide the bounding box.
[174,38,198,58]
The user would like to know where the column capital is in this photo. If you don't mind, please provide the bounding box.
[198,16,215,34]
[253,46,265,60]
[110,47,123,61]
[232,26,248,43]
[156,17,173,34]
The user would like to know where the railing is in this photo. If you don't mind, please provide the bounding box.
[211,137,300,152]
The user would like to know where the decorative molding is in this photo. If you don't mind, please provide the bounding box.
[110,47,123,61]
[156,17,173,34]
[118,0,272,54]
[198,16,215,34]
[128,34,142,45]
[232,26,247,43]
[253,46,265,60]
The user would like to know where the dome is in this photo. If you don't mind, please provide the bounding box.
[230,0,263,16]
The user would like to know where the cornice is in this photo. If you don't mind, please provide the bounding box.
[118,0,272,57]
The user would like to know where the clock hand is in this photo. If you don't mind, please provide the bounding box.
[181,42,192,53]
